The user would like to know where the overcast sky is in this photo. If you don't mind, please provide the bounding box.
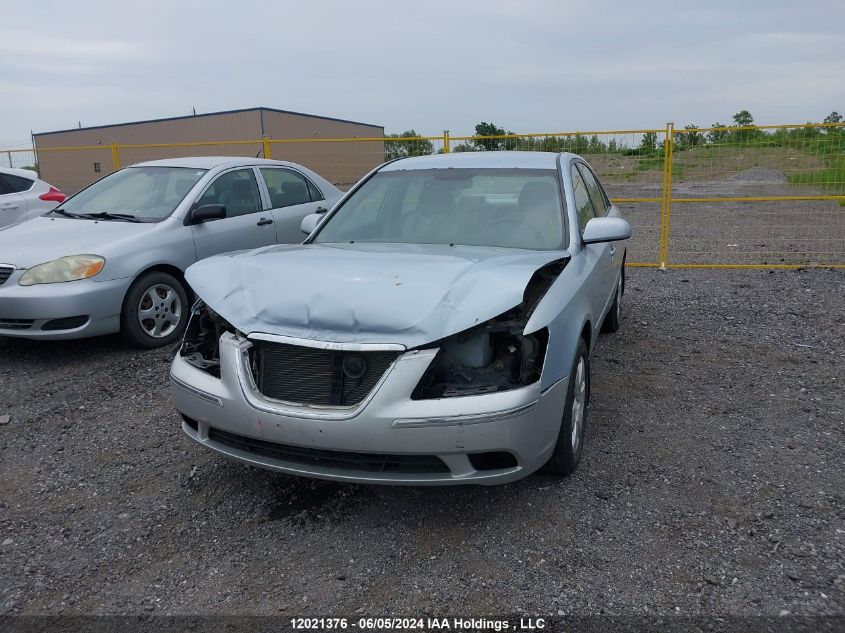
[1,0,843,147]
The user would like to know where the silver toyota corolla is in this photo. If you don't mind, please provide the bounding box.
[171,152,631,485]
[0,157,341,347]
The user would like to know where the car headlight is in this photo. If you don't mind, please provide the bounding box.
[180,301,236,377]
[18,255,105,286]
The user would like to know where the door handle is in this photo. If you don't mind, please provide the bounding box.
[315,207,328,214]
[0,203,19,210]
[256,217,273,226]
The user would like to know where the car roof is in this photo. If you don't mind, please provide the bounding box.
[381,151,575,171]
[129,156,301,170]
[0,166,40,180]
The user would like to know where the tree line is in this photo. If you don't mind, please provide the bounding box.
[385,110,843,160]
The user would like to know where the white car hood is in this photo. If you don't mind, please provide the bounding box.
[186,242,569,348]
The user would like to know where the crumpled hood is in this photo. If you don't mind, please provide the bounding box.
[0,216,154,269]
[186,242,568,347]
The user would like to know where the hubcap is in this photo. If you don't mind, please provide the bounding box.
[137,284,182,338]
[571,357,586,451]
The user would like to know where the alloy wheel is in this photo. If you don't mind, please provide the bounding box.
[137,283,182,339]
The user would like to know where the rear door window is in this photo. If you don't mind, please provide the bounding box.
[0,173,34,194]
[260,168,314,208]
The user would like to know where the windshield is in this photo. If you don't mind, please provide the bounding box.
[313,168,565,250]
[58,166,208,221]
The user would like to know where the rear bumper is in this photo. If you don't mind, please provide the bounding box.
[171,334,568,486]
[0,269,127,339]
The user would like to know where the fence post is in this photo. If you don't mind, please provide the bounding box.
[262,136,272,159]
[658,122,674,269]
[111,143,121,170]
[443,130,450,154]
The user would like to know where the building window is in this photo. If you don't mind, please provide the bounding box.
[94,162,101,173]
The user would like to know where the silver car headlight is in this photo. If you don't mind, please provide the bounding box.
[18,255,105,286]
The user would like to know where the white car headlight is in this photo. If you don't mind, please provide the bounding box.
[18,255,106,286]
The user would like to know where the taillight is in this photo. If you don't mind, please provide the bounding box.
[39,186,66,203]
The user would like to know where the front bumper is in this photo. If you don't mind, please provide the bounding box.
[0,268,127,339]
[170,333,568,485]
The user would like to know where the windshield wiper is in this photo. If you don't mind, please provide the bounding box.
[79,212,143,223]
[50,208,80,218]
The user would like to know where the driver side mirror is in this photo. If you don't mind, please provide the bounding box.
[582,217,632,244]
[300,213,322,235]
[190,204,227,224]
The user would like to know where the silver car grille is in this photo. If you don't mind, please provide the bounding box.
[0,266,13,286]
[251,341,400,407]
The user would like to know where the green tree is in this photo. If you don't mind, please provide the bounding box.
[639,131,658,153]
[707,122,729,144]
[823,111,842,124]
[732,110,754,127]
[473,121,517,151]
[587,134,607,154]
[679,124,703,148]
[384,129,434,161]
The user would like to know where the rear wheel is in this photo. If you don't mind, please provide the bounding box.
[545,338,590,476]
[120,271,189,348]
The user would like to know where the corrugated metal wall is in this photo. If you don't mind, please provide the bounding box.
[33,109,383,194]
[262,111,384,189]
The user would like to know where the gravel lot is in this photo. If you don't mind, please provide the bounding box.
[0,268,843,620]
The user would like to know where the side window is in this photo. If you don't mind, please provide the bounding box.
[570,165,595,233]
[577,164,611,216]
[197,169,262,218]
[307,179,324,202]
[0,173,34,194]
[260,168,313,208]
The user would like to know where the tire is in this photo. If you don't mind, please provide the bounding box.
[601,275,622,333]
[545,338,590,476]
[120,271,189,348]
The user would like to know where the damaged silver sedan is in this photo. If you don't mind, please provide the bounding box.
[170,151,631,485]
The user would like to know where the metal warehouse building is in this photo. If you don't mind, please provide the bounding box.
[33,107,384,193]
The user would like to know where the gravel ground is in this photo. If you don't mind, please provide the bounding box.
[0,268,843,620]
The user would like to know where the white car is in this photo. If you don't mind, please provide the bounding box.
[0,168,66,230]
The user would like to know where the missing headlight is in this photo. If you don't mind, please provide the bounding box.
[412,323,548,399]
[179,301,236,377]
[411,257,564,400]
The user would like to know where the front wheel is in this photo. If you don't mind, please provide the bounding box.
[545,338,590,476]
[120,271,189,348]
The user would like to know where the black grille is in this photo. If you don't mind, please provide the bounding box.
[252,342,400,406]
[208,426,449,474]
[0,266,13,286]
[0,318,34,330]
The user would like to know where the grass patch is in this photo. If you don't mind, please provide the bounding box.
[786,156,845,194]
